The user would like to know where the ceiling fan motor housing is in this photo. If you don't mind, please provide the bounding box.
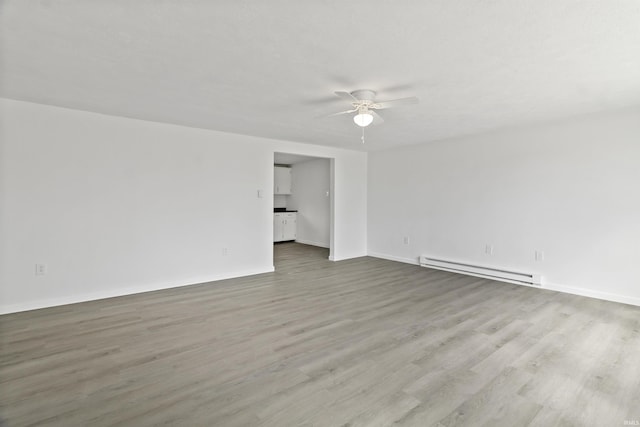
[351,89,376,102]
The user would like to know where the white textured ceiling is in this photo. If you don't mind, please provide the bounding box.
[2,1,639,151]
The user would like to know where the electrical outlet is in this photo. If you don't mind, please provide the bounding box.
[35,264,47,276]
[403,236,410,245]
[535,250,545,261]
[485,244,494,255]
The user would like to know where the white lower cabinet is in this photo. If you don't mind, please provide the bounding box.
[274,212,297,242]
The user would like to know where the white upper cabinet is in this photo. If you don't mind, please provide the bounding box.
[274,166,292,195]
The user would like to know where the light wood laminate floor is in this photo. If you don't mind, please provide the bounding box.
[1,243,639,426]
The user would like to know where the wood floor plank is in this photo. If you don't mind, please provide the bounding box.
[1,242,639,426]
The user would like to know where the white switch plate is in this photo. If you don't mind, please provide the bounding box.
[535,250,545,261]
[485,244,494,255]
[35,264,47,276]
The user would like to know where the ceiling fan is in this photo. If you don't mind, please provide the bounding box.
[326,89,419,127]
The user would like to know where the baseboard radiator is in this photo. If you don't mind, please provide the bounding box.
[419,256,543,286]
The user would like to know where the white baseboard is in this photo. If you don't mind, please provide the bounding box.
[368,252,640,307]
[330,251,368,262]
[368,252,420,266]
[0,266,275,315]
[294,238,329,248]
[543,281,640,307]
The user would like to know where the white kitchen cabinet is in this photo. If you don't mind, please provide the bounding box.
[274,166,292,195]
[273,213,284,241]
[274,212,297,242]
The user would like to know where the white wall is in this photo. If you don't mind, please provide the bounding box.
[288,159,331,248]
[368,107,640,306]
[0,99,367,313]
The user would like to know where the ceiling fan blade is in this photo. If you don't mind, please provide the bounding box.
[325,108,357,118]
[373,96,419,109]
[334,91,359,103]
[371,110,384,125]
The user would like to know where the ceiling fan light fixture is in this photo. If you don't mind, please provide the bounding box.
[353,112,373,127]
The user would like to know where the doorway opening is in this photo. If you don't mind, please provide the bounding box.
[272,152,334,268]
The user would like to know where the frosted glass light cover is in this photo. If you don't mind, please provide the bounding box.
[354,113,373,127]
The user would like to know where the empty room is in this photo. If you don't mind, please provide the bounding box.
[1,1,640,426]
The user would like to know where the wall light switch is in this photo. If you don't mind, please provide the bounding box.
[257,190,263,198]
[35,264,47,276]
[535,250,545,261]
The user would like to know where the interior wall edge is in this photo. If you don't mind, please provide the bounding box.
[367,252,420,266]
[542,281,640,308]
[0,266,275,315]
[368,252,640,308]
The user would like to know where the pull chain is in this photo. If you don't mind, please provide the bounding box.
[361,125,365,144]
